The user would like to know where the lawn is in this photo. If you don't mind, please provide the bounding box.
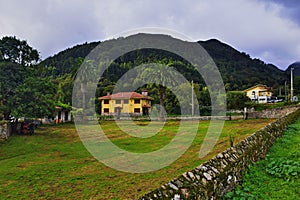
[224,118,300,200]
[0,119,274,199]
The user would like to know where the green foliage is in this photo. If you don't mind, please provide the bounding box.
[39,38,288,94]
[0,36,39,66]
[199,39,287,91]
[0,61,27,119]
[246,101,297,111]
[293,76,300,95]
[56,74,74,104]
[1,35,291,118]
[229,133,236,147]
[266,158,300,180]
[38,42,99,77]
[12,77,57,118]
[224,187,254,200]
[224,117,300,199]
[36,38,290,116]
[227,91,250,110]
[56,101,72,110]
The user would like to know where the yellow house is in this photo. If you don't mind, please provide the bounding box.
[99,91,152,116]
[243,84,273,103]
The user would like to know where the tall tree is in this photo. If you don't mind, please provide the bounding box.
[136,63,180,120]
[0,36,39,66]
[0,62,25,119]
[227,91,250,110]
[75,59,96,110]
[12,77,56,119]
[56,74,74,104]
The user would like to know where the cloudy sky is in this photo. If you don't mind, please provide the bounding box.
[0,0,299,70]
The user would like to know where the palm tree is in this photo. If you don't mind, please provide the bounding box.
[136,62,180,121]
[75,59,96,110]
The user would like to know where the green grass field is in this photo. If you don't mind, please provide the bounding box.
[224,118,300,200]
[0,119,274,199]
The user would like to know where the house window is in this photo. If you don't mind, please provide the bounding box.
[103,108,109,113]
[124,99,129,104]
[104,99,109,104]
[116,99,121,104]
[134,99,140,104]
[134,108,140,113]
[64,111,69,121]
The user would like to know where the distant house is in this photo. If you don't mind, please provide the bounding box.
[54,106,72,123]
[99,91,153,116]
[42,105,72,124]
[243,84,273,103]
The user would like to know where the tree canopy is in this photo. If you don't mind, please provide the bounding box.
[0,34,294,119]
[0,62,26,119]
[0,36,40,66]
[227,91,250,110]
[12,77,56,119]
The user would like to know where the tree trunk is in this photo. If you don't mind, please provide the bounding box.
[159,86,166,121]
[81,82,86,110]
[4,112,10,120]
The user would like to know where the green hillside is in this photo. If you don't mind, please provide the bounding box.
[40,38,288,91]
[286,62,300,94]
[38,41,100,76]
[286,62,300,76]
[1,35,292,118]
[199,39,287,90]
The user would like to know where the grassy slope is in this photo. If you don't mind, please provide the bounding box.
[224,118,300,200]
[0,119,273,199]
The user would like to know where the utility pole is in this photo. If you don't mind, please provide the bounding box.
[285,81,287,102]
[279,86,281,96]
[291,67,294,101]
[191,80,194,116]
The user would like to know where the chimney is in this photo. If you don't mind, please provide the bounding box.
[107,92,110,96]
[142,89,148,96]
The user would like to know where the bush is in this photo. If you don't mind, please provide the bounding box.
[223,187,254,200]
[266,158,300,180]
[245,101,298,111]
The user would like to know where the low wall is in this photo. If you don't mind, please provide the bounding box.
[0,122,10,141]
[248,105,300,119]
[139,108,300,200]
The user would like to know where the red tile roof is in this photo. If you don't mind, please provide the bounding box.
[243,84,272,92]
[99,92,153,100]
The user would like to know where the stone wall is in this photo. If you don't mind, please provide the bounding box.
[139,109,300,200]
[248,105,300,119]
[0,122,9,141]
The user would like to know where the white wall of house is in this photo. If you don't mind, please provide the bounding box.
[56,110,71,122]
[42,110,72,124]
[257,96,269,103]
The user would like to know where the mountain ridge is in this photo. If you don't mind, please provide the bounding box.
[39,36,289,91]
[286,62,300,76]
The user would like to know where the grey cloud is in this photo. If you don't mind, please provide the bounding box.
[260,0,300,25]
[0,0,299,69]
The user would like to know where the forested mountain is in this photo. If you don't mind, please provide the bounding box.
[38,41,100,76]
[0,35,293,118]
[40,38,288,91]
[199,39,287,90]
[286,62,300,95]
[286,62,300,76]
